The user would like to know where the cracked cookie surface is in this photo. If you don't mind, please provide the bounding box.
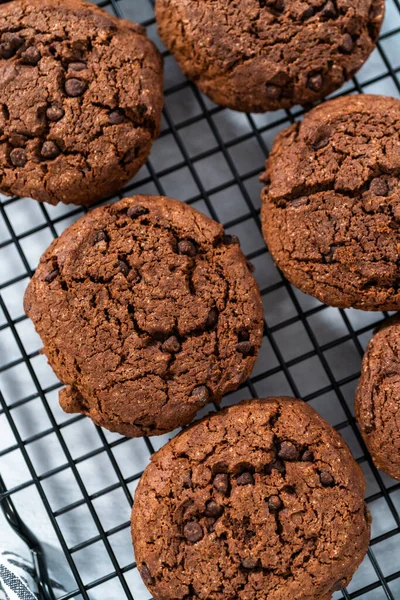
[155,0,383,113]
[261,94,400,310]
[356,315,400,480]
[24,195,264,437]
[132,397,370,600]
[0,0,163,206]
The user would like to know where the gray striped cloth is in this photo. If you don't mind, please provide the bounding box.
[0,550,65,600]
[0,551,39,600]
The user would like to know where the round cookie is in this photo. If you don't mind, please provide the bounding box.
[155,0,384,113]
[132,397,371,600]
[24,195,264,437]
[0,0,163,206]
[356,316,400,480]
[261,94,400,310]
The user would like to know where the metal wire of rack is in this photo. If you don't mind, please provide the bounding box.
[0,0,400,598]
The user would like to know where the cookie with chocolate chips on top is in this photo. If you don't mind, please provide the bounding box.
[356,314,400,481]
[132,397,371,600]
[155,0,384,112]
[261,94,400,310]
[24,195,264,437]
[0,0,163,206]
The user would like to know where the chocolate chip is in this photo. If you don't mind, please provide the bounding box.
[141,563,153,585]
[320,470,334,486]
[266,84,281,100]
[118,259,129,276]
[95,230,107,243]
[274,0,285,12]
[109,110,125,125]
[339,33,354,54]
[127,205,149,219]
[237,471,254,486]
[65,78,87,97]
[265,458,286,474]
[161,335,181,353]
[45,268,59,283]
[241,557,258,570]
[237,341,254,356]
[46,106,65,122]
[178,240,197,257]
[307,73,323,92]
[246,260,255,272]
[301,5,314,19]
[370,178,389,197]
[123,148,137,164]
[10,148,27,167]
[41,141,60,160]
[190,385,209,404]
[313,137,330,150]
[238,328,250,342]
[222,234,240,246]
[205,517,216,532]
[9,133,27,148]
[213,473,229,495]
[0,43,14,59]
[184,521,203,543]
[205,307,218,330]
[268,495,283,512]
[6,34,24,48]
[69,62,86,71]
[321,0,336,18]
[0,34,23,59]
[301,450,314,462]
[205,500,223,517]
[20,47,41,65]
[278,441,299,461]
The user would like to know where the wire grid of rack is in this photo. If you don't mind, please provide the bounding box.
[0,0,400,598]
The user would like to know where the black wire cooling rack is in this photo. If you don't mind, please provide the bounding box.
[1,0,400,598]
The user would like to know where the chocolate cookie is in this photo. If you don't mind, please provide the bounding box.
[356,316,400,480]
[155,0,383,113]
[24,195,264,437]
[132,397,371,600]
[0,0,163,206]
[261,94,400,310]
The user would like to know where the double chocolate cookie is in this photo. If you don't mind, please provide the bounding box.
[155,0,383,113]
[132,397,371,600]
[261,94,400,310]
[0,0,163,206]
[356,316,400,481]
[24,195,264,437]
